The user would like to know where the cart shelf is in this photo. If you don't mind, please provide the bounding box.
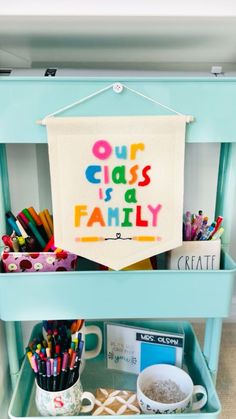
[8,321,221,419]
[0,251,235,321]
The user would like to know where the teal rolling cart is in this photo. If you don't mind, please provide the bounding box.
[0,77,236,419]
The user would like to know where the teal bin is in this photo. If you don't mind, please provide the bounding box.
[0,250,235,320]
[8,320,221,419]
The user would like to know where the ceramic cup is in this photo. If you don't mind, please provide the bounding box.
[79,324,103,372]
[35,376,95,416]
[137,364,208,414]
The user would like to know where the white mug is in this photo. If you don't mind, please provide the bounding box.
[79,324,103,372]
[35,376,95,416]
[137,364,207,414]
[82,324,103,360]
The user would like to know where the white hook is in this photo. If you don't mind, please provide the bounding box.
[113,83,123,94]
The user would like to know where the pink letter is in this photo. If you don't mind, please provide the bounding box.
[147,204,162,227]
[98,188,103,200]
[54,396,64,409]
[104,165,110,184]
[92,140,112,160]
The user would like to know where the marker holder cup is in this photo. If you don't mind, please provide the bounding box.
[167,240,221,270]
[35,376,95,416]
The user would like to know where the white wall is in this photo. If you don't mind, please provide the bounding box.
[6,144,40,211]
[6,144,52,213]
[1,0,236,16]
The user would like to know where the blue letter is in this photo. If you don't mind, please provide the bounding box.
[108,207,119,226]
[115,145,127,159]
[104,188,113,202]
[85,165,102,184]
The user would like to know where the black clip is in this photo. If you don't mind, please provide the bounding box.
[44,68,57,77]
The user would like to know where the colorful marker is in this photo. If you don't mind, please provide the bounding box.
[46,359,52,391]
[212,216,223,236]
[53,358,58,391]
[211,227,224,240]
[6,211,22,236]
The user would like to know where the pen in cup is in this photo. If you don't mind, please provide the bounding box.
[17,214,31,236]
[30,355,39,385]
[70,340,84,386]
[211,227,224,240]
[23,208,47,248]
[2,235,13,250]
[22,208,36,225]
[25,237,37,252]
[37,358,43,389]
[18,212,43,250]
[66,351,76,389]
[12,237,20,252]
[28,207,49,242]
[15,219,28,238]
[50,358,54,389]
[59,352,69,391]
[212,216,223,237]
[41,360,47,390]
[53,358,58,391]
[6,211,22,236]
[18,236,27,251]
[39,211,53,239]
[200,222,216,240]
[46,359,52,391]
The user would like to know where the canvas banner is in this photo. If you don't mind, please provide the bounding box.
[46,115,186,270]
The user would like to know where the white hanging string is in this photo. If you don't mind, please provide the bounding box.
[38,82,193,125]
[121,84,193,122]
[39,83,114,125]
[123,84,184,116]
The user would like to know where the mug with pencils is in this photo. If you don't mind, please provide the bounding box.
[35,375,95,416]
[28,321,98,415]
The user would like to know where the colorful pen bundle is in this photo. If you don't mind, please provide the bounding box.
[26,320,84,392]
[183,211,224,241]
[2,207,58,253]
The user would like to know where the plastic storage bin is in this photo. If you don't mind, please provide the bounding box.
[8,320,221,419]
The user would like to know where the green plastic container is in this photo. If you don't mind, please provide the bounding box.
[8,321,221,419]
